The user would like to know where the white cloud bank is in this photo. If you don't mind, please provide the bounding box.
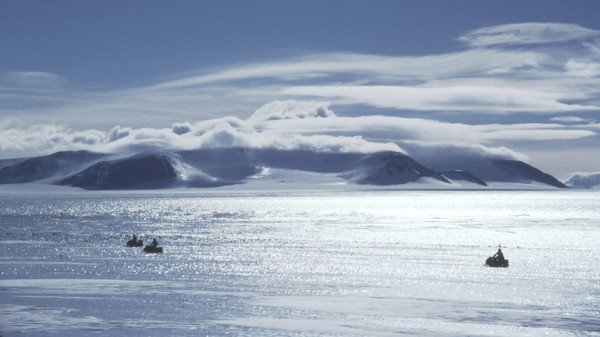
[1,101,595,168]
[0,102,403,158]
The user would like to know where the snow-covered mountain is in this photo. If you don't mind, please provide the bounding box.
[0,151,104,184]
[491,159,567,188]
[0,158,25,170]
[57,153,177,189]
[565,173,600,189]
[340,151,450,185]
[0,148,568,190]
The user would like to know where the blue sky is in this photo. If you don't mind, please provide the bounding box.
[3,0,599,87]
[1,0,600,179]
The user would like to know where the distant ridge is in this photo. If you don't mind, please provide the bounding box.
[0,151,104,183]
[0,149,568,190]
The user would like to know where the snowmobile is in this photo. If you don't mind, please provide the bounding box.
[144,245,163,253]
[485,256,508,267]
[126,236,143,247]
[144,238,163,253]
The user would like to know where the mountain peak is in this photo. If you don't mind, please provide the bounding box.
[58,154,177,189]
[341,151,450,185]
[492,160,567,188]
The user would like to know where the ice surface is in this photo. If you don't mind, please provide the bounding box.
[1,190,599,336]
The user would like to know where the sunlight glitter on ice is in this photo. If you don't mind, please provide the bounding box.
[1,191,599,336]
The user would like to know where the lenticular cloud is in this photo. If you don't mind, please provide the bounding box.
[458,22,600,47]
[0,100,586,166]
[249,100,336,121]
[0,101,401,158]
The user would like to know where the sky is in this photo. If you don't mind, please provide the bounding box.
[1,0,599,180]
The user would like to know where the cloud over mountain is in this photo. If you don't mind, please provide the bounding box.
[1,22,599,178]
[0,147,568,190]
[1,99,595,173]
[2,101,545,162]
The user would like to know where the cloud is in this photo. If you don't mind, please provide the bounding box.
[1,22,599,178]
[2,101,595,163]
[107,126,132,142]
[565,59,600,77]
[255,113,596,144]
[2,22,599,130]
[392,141,531,181]
[458,23,600,47]
[0,102,405,158]
[282,85,598,113]
[476,127,594,141]
[0,120,105,158]
[549,116,594,123]
[1,71,66,88]
[401,141,529,162]
[149,49,545,90]
[249,100,335,121]
[171,122,193,135]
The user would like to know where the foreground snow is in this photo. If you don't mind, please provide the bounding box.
[1,190,598,336]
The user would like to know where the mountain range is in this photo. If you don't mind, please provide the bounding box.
[0,149,568,190]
